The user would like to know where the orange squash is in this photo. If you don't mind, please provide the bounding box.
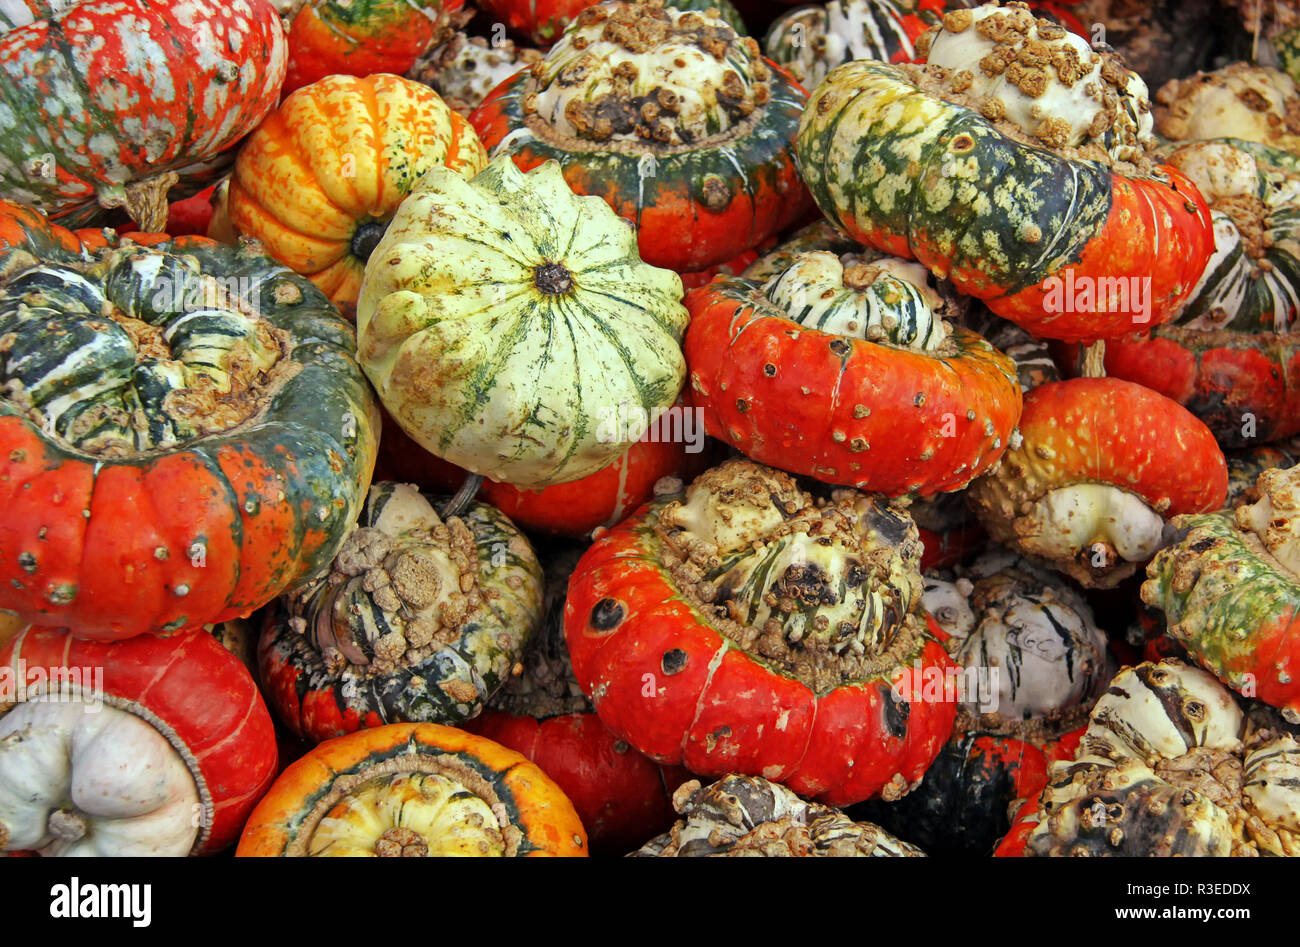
[226,73,487,317]
[236,723,588,857]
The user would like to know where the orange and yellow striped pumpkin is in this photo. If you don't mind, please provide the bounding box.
[227,73,487,316]
[236,723,588,857]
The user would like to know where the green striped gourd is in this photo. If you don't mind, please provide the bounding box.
[356,155,688,489]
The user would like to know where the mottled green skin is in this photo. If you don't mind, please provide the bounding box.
[1143,513,1300,701]
[0,232,380,635]
[796,61,1113,297]
[473,64,809,272]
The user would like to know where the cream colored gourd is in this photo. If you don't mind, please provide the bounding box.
[356,155,689,489]
[0,700,199,856]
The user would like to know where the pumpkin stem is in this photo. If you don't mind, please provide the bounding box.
[1081,340,1107,378]
[533,262,573,295]
[98,171,179,233]
[440,473,484,518]
[350,220,389,263]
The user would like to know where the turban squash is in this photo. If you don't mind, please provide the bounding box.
[967,378,1227,588]
[470,1,811,273]
[237,722,588,856]
[795,5,1215,343]
[0,202,379,640]
[1096,140,1300,447]
[0,0,287,231]
[259,482,543,743]
[683,249,1022,496]
[564,459,957,807]
[0,625,277,855]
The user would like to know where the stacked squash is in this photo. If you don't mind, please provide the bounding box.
[6,0,1300,862]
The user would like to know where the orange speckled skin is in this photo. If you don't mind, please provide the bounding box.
[564,506,958,807]
[0,205,380,640]
[970,377,1228,517]
[683,277,1023,496]
[236,723,589,857]
[228,74,487,317]
[1,625,278,854]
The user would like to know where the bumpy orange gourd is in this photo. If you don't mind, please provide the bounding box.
[227,73,487,316]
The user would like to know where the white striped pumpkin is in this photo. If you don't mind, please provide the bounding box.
[1168,140,1300,334]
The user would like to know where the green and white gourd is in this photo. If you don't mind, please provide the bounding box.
[633,774,927,856]
[0,245,285,455]
[1027,661,1300,856]
[356,156,688,488]
[760,250,950,350]
[764,0,964,91]
[260,481,544,733]
[922,549,1111,719]
[1165,139,1300,333]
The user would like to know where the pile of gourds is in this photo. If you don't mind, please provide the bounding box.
[2,0,1300,859]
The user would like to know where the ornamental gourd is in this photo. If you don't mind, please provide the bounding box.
[860,549,1109,854]
[470,1,811,273]
[0,206,379,640]
[0,0,288,231]
[634,775,927,856]
[764,0,1086,91]
[227,74,488,317]
[281,0,465,96]
[1142,463,1300,721]
[1098,140,1300,447]
[564,458,957,806]
[967,378,1227,588]
[1002,661,1300,856]
[410,31,544,117]
[684,249,1022,496]
[356,154,688,489]
[259,482,544,742]
[0,626,278,855]
[1156,63,1300,156]
[795,3,1215,343]
[237,722,588,856]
